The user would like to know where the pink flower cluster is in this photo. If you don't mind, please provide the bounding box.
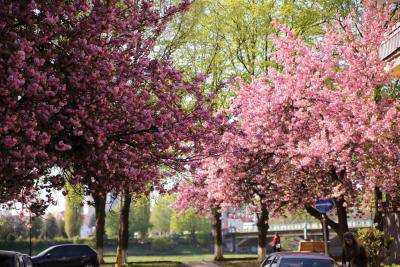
[176,0,400,216]
[0,0,222,207]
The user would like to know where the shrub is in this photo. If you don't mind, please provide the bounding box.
[196,233,212,247]
[151,237,174,252]
[357,227,394,266]
[72,236,80,244]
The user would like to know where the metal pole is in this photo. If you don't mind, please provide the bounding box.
[322,214,328,256]
[304,216,308,240]
[29,214,32,256]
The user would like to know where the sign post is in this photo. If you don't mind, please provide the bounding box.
[315,199,335,256]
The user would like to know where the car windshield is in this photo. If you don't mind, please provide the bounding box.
[280,258,334,267]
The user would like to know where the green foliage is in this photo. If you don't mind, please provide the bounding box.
[0,216,15,240]
[64,181,83,238]
[31,217,44,238]
[0,215,31,241]
[156,0,358,113]
[151,237,175,252]
[196,232,212,247]
[170,208,211,235]
[357,227,394,266]
[105,194,152,239]
[105,209,119,239]
[130,194,152,239]
[41,214,60,240]
[57,218,67,238]
[150,194,175,236]
[278,0,358,38]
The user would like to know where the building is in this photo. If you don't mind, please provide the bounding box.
[380,22,400,77]
[378,0,400,77]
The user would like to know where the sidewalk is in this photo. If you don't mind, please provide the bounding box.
[184,261,257,267]
[185,262,220,267]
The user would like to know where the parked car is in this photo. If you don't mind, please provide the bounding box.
[0,250,32,267]
[261,252,335,267]
[31,244,99,267]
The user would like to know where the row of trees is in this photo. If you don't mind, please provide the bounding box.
[175,0,400,263]
[0,214,66,241]
[105,194,211,242]
[1,0,399,266]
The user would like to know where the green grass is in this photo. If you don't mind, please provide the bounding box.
[101,254,258,266]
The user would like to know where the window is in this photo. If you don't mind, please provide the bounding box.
[47,247,65,258]
[62,246,84,257]
[80,245,94,255]
[280,258,334,267]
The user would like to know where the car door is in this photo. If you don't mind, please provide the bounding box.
[78,246,95,266]
[62,246,84,267]
[0,254,16,267]
[41,247,66,267]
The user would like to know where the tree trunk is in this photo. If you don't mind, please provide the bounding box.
[305,196,349,241]
[190,230,197,246]
[335,197,349,240]
[374,187,384,231]
[94,192,106,264]
[115,191,131,267]
[212,208,223,261]
[256,205,269,262]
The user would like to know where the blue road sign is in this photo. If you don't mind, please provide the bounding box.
[315,199,335,214]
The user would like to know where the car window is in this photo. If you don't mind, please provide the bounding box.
[61,246,84,257]
[64,245,93,257]
[47,247,65,257]
[36,247,53,257]
[280,258,334,267]
[80,245,94,255]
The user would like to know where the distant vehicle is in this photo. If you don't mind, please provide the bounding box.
[0,250,32,267]
[261,252,335,267]
[31,244,99,267]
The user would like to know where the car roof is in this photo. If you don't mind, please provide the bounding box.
[0,250,21,256]
[50,244,90,249]
[268,252,334,260]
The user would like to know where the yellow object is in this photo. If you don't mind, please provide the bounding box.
[298,241,325,253]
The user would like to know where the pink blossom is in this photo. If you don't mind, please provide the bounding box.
[3,136,18,148]
[55,141,72,151]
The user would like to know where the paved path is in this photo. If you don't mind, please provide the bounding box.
[184,261,257,267]
[184,262,220,267]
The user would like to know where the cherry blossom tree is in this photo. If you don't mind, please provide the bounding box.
[1,1,223,265]
[232,0,400,239]
[200,131,288,261]
[175,168,225,261]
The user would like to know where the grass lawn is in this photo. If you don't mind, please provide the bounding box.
[101,254,258,266]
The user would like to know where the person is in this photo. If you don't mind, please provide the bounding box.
[342,232,368,267]
[270,233,281,252]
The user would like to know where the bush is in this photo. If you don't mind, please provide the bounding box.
[196,233,212,247]
[151,237,174,252]
[72,236,87,244]
[357,228,394,266]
